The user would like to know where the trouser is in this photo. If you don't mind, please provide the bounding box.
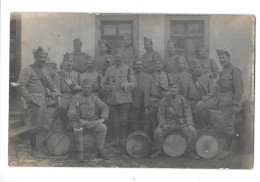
[144,106,158,137]
[128,106,147,131]
[73,123,107,153]
[189,100,210,129]
[27,93,47,152]
[154,125,197,154]
[109,103,130,142]
[52,107,69,130]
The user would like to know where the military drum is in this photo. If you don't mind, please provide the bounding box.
[163,132,187,157]
[195,134,218,159]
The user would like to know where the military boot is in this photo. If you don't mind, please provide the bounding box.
[219,134,233,160]
[96,148,109,160]
[73,129,84,162]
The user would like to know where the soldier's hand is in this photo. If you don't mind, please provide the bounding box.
[162,124,170,130]
[202,95,210,102]
[232,105,240,114]
[145,108,150,116]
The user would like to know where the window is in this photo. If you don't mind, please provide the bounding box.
[165,15,210,61]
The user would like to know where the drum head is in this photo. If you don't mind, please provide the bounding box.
[83,132,97,154]
[46,130,72,156]
[195,135,218,159]
[163,132,187,157]
[126,131,151,158]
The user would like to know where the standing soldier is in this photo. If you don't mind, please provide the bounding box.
[53,53,81,130]
[172,56,192,96]
[142,37,162,74]
[117,34,138,66]
[71,38,92,74]
[150,82,199,159]
[164,40,187,74]
[196,45,219,79]
[101,53,136,148]
[129,59,152,131]
[68,79,109,161]
[80,59,102,97]
[183,61,214,128]
[146,59,173,136]
[196,49,244,159]
[16,47,61,158]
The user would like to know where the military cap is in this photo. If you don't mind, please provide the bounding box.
[63,52,73,62]
[123,33,131,40]
[175,55,186,63]
[167,40,175,48]
[81,78,93,87]
[216,49,230,57]
[73,38,82,45]
[144,37,153,44]
[168,79,180,88]
[33,47,47,58]
[133,58,143,65]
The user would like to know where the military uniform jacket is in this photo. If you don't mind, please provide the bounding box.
[117,46,138,66]
[93,53,113,75]
[80,71,102,92]
[209,64,244,106]
[101,64,137,105]
[198,58,219,77]
[142,50,162,74]
[17,63,60,104]
[157,94,194,127]
[68,93,109,120]
[149,71,173,107]
[172,71,192,96]
[71,51,92,73]
[131,71,152,109]
[183,75,214,101]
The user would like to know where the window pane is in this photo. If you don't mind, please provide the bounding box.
[186,22,203,35]
[172,38,185,49]
[172,23,185,35]
[103,24,117,36]
[119,24,131,35]
[185,39,203,50]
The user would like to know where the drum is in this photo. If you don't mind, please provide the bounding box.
[83,131,97,154]
[195,135,218,159]
[46,130,72,156]
[126,131,151,158]
[163,132,187,157]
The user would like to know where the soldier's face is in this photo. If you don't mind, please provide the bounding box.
[177,59,185,71]
[35,54,47,66]
[74,42,82,52]
[170,85,179,96]
[82,84,92,96]
[100,44,108,54]
[86,60,94,69]
[63,59,73,69]
[168,45,175,55]
[144,42,152,52]
[219,54,230,67]
[133,62,143,72]
[115,54,123,66]
[199,48,208,59]
[194,63,203,75]
[155,61,163,71]
[123,38,131,47]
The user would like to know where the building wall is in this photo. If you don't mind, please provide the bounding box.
[21,13,95,69]
[209,15,255,101]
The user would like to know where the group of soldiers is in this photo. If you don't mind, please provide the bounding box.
[16,34,244,162]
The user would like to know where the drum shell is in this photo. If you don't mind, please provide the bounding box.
[126,131,151,158]
[195,134,218,159]
[46,130,72,156]
[163,132,187,157]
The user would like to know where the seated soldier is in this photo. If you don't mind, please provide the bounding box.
[150,81,199,159]
[67,79,109,161]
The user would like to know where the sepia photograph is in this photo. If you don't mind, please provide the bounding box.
[7,13,254,170]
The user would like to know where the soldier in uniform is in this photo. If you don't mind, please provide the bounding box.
[16,47,61,158]
[94,41,113,76]
[196,49,244,159]
[147,59,173,136]
[129,59,152,131]
[80,59,102,97]
[142,37,162,74]
[164,40,187,74]
[53,53,81,130]
[68,79,109,161]
[117,34,138,66]
[183,61,214,128]
[71,38,92,74]
[172,56,192,96]
[196,45,219,79]
[101,53,136,148]
[150,82,199,159]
